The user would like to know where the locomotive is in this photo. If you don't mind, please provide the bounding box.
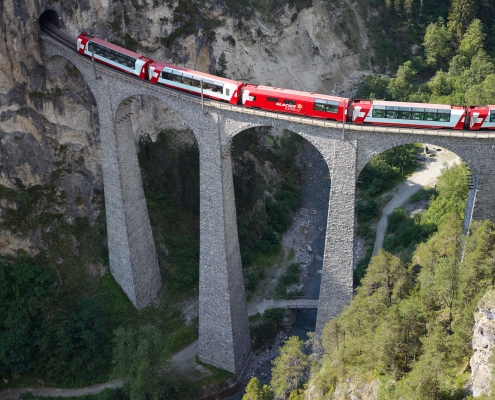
[77,33,495,131]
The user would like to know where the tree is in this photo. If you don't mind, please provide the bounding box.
[216,51,228,77]
[388,61,416,101]
[270,336,310,399]
[421,163,469,225]
[243,377,273,400]
[359,249,410,306]
[355,75,391,100]
[112,325,171,400]
[448,0,478,42]
[423,20,453,68]
[459,220,495,305]
[382,145,417,174]
[0,256,56,375]
[458,19,486,60]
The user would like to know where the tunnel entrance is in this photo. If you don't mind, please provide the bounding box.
[39,10,61,29]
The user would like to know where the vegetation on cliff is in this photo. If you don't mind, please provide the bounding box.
[358,15,495,105]
[244,161,481,399]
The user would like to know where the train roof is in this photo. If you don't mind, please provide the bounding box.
[245,84,349,102]
[356,99,464,110]
[150,61,243,85]
[89,37,152,61]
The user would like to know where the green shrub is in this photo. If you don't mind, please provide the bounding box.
[250,308,286,350]
[275,263,301,298]
[386,207,409,233]
[356,200,379,223]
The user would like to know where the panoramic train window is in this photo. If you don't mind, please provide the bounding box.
[398,107,411,119]
[88,42,136,68]
[210,83,223,93]
[372,105,385,118]
[267,97,279,102]
[314,99,339,113]
[425,109,437,121]
[437,111,451,122]
[490,111,495,122]
[411,108,424,120]
[385,106,399,119]
[284,99,296,105]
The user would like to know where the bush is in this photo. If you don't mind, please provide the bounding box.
[275,263,301,298]
[250,308,286,350]
[356,200,379,223]
[387,207,409,233]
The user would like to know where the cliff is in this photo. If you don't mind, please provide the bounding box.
[470,290,495,397]
[0,0,370,259]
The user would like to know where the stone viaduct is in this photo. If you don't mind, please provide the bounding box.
[39,27,495,376]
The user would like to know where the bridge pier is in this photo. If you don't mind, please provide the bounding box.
[471,151,495,222]
[194,114,251,375]
[316,136,356,335]
[98,91,162,310]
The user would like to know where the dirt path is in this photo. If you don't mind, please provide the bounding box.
[0,380,122,400]
[372,145,460,256]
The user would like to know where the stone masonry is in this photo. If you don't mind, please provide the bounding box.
[40,32,495,375]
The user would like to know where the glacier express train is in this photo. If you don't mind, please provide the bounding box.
[77,33,495,131]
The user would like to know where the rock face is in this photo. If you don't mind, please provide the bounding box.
[0,0,369,257]
[470,290,495,397]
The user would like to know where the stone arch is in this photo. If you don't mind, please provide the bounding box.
[225,120,332,311]
[225,119,335,180]
[356,134,482,179]
[111,90,201,146]
[39,9,62,29]
[113,94,197,147]
[43,53,101,114]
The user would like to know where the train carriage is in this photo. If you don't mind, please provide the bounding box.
[467,105,495,130]
[77,34,152,79]
[242,85,348,122]
[351,100,466,130]
[148,62,244,105]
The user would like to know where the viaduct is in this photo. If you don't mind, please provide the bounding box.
[38,18,495,376]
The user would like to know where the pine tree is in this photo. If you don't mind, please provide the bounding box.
[217,51,228,77]
[270,336,310,399]
[243,377,273,400]
[448,0,478,43]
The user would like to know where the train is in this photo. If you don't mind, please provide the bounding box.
[77,33,495,131]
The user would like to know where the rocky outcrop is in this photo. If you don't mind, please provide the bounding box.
[470,290,495,397]
[0,0,370,258]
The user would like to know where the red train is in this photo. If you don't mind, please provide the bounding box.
[77,33,495,131]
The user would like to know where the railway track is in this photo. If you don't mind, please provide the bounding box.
[39,23,495,139]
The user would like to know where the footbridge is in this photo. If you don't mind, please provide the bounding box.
[250,298,320,316]
[38,23,495,377]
